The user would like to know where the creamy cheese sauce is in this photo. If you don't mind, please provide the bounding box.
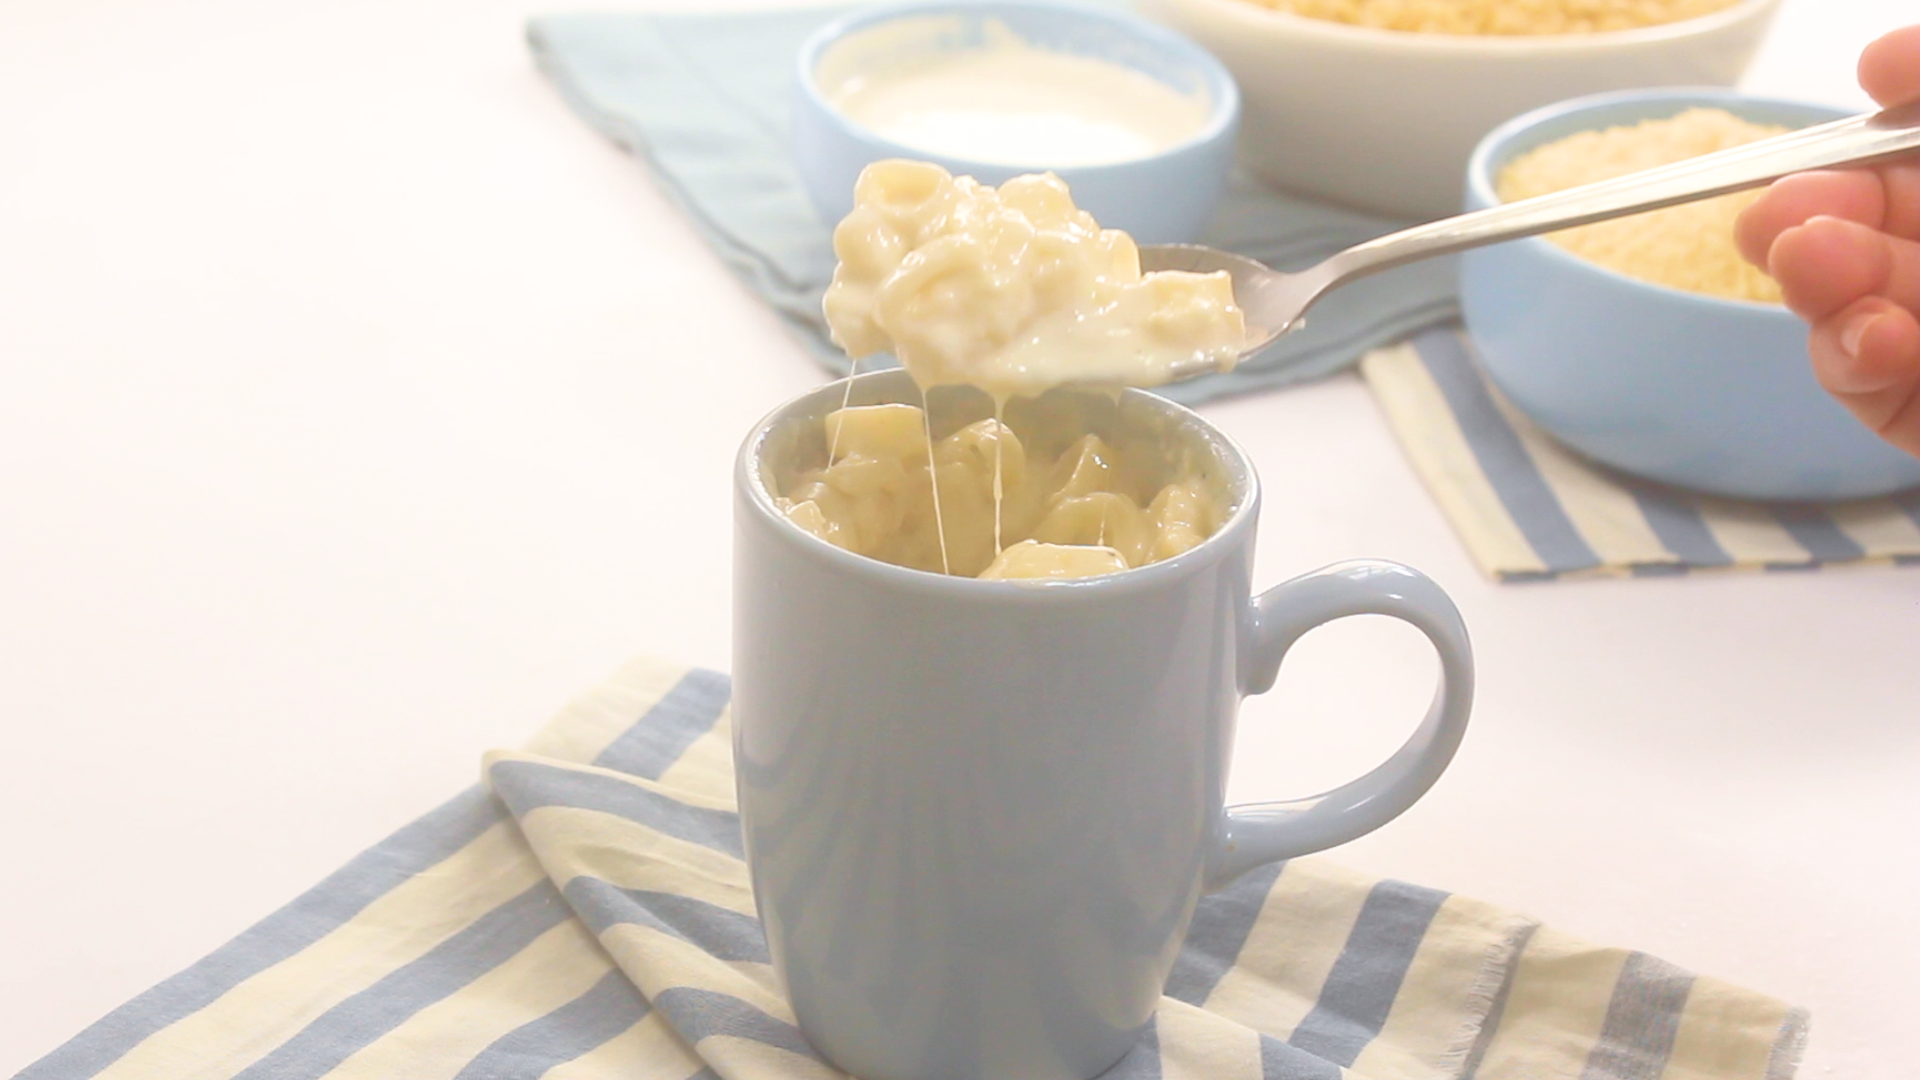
[830,45,1209,167]
[823,161,1248,403]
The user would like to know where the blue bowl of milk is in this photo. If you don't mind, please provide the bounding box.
[794,0,1240,244]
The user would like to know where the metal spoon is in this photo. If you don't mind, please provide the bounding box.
[1147,98,1920,379]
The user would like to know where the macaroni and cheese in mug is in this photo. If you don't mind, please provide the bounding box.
[773,400,1225,579]
[783,163,1245,581]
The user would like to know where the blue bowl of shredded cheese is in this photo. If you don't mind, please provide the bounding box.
[1461,87,1920,502]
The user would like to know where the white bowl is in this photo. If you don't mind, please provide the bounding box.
[1137,0,1781,218]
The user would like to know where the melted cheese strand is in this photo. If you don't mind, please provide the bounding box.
[992,403,1005,557]
[921,386,952,576]
[827,356,861,465]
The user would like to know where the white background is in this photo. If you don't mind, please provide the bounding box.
[1,0,1914,1076]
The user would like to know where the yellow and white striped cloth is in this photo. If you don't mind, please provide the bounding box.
[18,658,1808,1080]
[1364,329,1920,582]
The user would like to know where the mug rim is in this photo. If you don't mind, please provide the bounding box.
[736,369,1261,600]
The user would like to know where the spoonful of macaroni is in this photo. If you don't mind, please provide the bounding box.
[822,160,1251,399]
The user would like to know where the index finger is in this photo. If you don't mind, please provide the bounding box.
[1735,169,1887,268]
[1859,25,1920,108]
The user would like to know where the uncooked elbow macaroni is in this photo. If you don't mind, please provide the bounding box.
[774,404,1224,579]
[1237,0,1742,35]
[822,161,1248,402]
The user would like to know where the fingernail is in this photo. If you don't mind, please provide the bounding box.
[1841,311,1879,358]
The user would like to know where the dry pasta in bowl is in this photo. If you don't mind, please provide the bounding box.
[1231,0,1747,36]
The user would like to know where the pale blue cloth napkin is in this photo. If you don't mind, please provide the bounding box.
[525,4,1459,404]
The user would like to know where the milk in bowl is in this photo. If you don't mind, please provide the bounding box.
[792,1,1241,243]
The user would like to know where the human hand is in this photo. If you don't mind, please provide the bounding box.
[1735,25,1920,458]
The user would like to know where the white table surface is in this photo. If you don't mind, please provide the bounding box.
[2,1,1914,1075]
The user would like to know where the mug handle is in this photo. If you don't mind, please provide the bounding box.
[1205,560,1474,891]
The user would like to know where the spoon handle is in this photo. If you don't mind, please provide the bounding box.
[1324,99,1920,284]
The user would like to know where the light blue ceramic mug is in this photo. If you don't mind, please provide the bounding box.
[733,371,1474,1080]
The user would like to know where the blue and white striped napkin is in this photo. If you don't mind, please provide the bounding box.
[19,658,1808,1080]
[1367,328,1920,582]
